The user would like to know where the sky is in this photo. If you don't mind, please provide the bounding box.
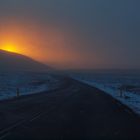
[0,0,139,69]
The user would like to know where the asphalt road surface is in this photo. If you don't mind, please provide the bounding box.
[0,78,140,140]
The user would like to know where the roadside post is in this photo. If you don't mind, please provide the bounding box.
[16,88,20,98]
[118,85,124,97]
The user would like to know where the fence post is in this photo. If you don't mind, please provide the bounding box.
[120,89,123,97]
[16,88,20,98]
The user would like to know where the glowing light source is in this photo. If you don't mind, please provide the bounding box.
[0,42,20,53]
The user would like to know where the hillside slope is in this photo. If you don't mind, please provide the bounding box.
[0,50,49,72]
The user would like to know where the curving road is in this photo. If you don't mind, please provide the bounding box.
[0,78,140,140]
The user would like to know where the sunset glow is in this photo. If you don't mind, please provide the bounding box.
[0,19,104,69]
[0,42,20,53]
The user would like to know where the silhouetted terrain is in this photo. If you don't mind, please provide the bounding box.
[0,50,49,72]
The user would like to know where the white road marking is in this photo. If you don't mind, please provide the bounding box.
[0,85,78,139]
[0,132,11,140]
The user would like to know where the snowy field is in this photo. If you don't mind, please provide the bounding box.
[0,71,61,100]
[70,70,140,115]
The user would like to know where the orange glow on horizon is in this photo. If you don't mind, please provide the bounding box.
[0,19,101,69]
[0,42,21,53]
[0,20,74,63]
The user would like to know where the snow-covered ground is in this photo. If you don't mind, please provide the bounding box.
[70,70,140,115]
[0,71,61,100]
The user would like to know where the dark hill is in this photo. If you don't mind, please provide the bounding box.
[0,50,49,72]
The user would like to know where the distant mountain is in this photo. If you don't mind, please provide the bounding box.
[0,50,49,72]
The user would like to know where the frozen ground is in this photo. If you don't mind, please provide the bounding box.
[70,70,140,115]
[0,71,61,100]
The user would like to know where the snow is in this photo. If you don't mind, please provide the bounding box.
[71,71,140,115]
[0,71,61,100]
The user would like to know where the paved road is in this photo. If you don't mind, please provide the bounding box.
[0,78,140,140]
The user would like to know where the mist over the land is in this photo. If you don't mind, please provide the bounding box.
[0,0,139,69]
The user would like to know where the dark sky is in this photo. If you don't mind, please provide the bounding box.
[0,0,139,69]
